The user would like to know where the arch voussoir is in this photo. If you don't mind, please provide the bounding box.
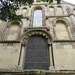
[21,30,53,44]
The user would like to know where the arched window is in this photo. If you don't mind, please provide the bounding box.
[22,8,27,16]
[23,36,49,70]
[6,22,20,40]
[56,20,70,40]
[57,6,63,16]
[33,9,42,27]
[49,6,54,15]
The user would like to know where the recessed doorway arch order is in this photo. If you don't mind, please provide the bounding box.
[20,30,54,70]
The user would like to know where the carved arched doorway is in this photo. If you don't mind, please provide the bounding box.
[20,30,53,70]
[23,35,49,70]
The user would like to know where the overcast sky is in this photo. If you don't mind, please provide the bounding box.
[64,0,75,4]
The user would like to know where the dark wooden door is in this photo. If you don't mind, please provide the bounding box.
[23,36,49,70]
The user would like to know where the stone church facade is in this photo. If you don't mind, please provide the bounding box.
[0,0,75,75]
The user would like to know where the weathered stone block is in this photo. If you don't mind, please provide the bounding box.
[0,43,20,69]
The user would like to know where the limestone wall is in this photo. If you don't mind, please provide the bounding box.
[0,21,7,39]
[53,42,75,70]
[0,43,20,70]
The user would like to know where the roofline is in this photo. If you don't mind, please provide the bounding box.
[61,0,75,6]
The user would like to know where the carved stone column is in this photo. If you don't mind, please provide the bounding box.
[53,26,57,39]
[49,45,54,70]
[49,46,53,66]
[19,45,25,68]
[67,26,72,39]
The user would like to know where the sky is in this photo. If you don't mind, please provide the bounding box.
[64,0,75,4]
